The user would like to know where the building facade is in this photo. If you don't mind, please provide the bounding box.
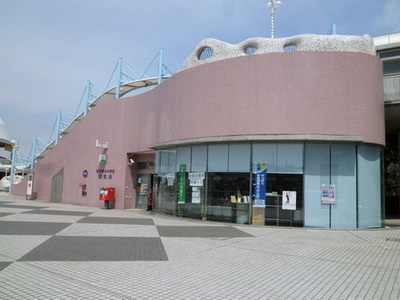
[12,34,385,229]
[374,32,400,218]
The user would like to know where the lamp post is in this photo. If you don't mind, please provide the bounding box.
[267,0,282,38]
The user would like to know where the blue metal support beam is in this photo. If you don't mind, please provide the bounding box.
[158,48,164,84]
[54,110,74,145]
[30,137,38,169]
[29,136,49,168]
[112,58,139,99]
[84,81,94,116]
[55,110,62,145]
[326,24,337,35]
[9,144,17,193]
[116,58,123,99]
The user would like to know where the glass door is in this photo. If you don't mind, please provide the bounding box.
[136,174,150,209]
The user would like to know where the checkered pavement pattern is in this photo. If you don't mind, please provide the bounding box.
[0,192,399,300]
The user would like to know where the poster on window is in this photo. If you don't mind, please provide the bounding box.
[282,191,296,210]
[321,184,336,204]
[140,183,148,195]
[192,187,201,204]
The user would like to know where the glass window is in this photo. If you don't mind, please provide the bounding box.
[198,47,213,60]
[168,149,177,173]
[277,143,303,173]
[229,143,251,172]
[208,144,228,172]
[330,144,357,229]
[207,172,250,223]
[265,174,303,227]
[304,143,330,228]
[157,150,169,174]
[176,146,191,171]
[358,145,382,228]
[245,46,257,55]
[252,143,278,173]
[157,149,176,174]
[383,60,400,75]
[379,49,400,59]
[191,145,207,172]
[284,44,298,51]
[156,174,176,215]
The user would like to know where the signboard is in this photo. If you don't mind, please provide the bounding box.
[321,184,336,204]
[177,164,187,204]
[140,183,148,194]
[99,154,107,163]
[191,187,201,204]
[253,162,267,206]
[26,173,34,196]
[96,139,109,149]
[189,172,205,186]
[82,170,88,178]
[282,191,297,210]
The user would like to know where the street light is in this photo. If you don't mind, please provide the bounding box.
[267,0,282,38]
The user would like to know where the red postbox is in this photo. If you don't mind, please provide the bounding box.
[99,187,115,209]
[99,187,115,201]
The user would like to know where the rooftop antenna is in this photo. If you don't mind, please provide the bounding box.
[267,0,282,38]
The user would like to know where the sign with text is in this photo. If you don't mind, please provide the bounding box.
[321,184,336,204]
[177,164,187,204]
[191,187,201,204]
[253,162,267,206]
[189,172,205,186]
[96,139,109,149]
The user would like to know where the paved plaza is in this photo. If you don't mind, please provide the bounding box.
[0,192,399,300]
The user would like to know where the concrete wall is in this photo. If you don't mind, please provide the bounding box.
[12,51,385,208]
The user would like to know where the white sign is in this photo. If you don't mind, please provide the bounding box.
[99,154,107,163]
[321,184,336,204]
[189,172,205,186]
[282,191,296,210]
[166,173,175,186]
[96,139,109,149]
[140,183,148,194]
[192,187,201,204]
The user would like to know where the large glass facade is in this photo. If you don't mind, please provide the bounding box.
[156,142,383,228]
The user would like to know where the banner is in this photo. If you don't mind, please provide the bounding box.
[253,162,267,206]
[177,164,187,204]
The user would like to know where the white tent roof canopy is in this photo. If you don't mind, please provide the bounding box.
[0,118,12,149]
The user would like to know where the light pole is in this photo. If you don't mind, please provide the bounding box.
[267,0,282,38]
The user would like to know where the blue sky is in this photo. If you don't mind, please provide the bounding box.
[1,0,399,158]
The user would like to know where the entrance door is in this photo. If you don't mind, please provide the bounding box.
[51,168,64,203]
[136,174,153,209]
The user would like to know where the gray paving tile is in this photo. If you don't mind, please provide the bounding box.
[0,221,71,235]
[22,209,92,216]
[0,213,12,217]
[18,236,168,261]
[77,216,154,225]
[0,204,47,209]
[156,226,253,237]
[0,262,12,271]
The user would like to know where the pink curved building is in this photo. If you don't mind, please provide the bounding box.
[13,36,385,229]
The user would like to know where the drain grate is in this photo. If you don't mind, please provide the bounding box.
[386,238,400,242]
